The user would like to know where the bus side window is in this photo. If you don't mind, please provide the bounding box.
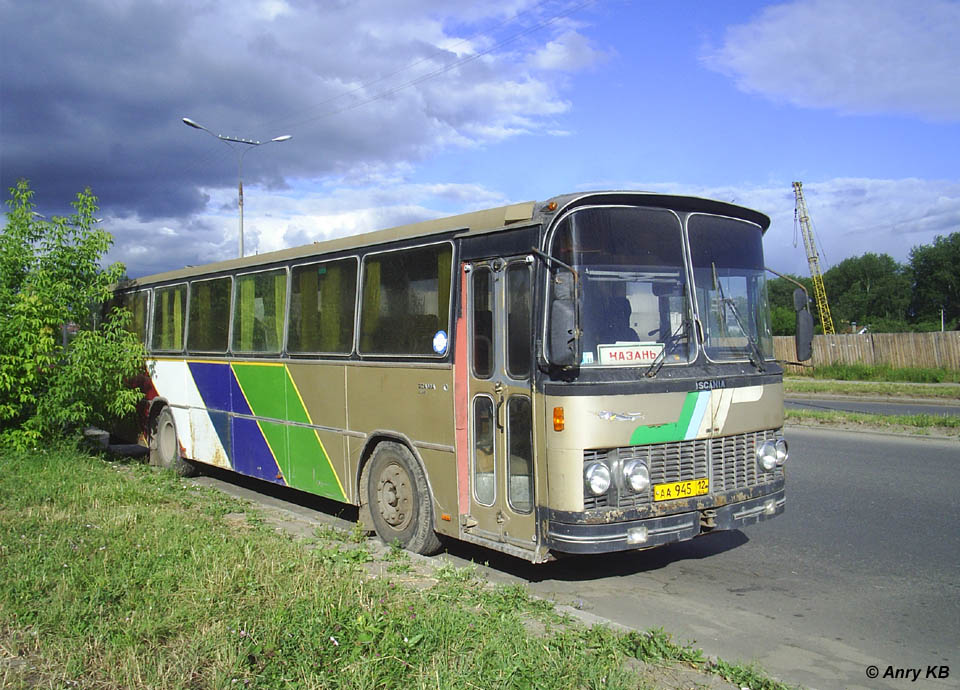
[129,291,150,344]
[359,244,452,356]
[288,259,358,354]
[232,269,287,354]
[152,284,186,352]
[113,290,150,344]
[187,277,231,353]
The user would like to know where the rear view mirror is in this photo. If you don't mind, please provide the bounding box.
[793,288,813,361]
[548,271,581,367]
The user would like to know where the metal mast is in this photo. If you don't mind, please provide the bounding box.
[792,181,835,335]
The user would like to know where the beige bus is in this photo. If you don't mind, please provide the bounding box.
[115,191,811,563]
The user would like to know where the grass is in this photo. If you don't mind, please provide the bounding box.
[785,408,960,435]
[784,378,960,400]
[0,447,793,690]
[794,362,960,384]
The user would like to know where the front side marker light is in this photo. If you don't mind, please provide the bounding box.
[584,462,611,496]
[553,406,564,432]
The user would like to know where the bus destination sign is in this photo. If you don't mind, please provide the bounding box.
[597,342,664,366]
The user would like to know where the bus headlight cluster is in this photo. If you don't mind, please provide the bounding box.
[584,458,651,497]
[756,439,789,473]
[584,462,612,496]
[622,459,650,493]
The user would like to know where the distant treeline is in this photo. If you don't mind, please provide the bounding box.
[768,231,960,335]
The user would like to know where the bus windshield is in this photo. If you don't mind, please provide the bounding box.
[688,214,773,363]
[549,205,774,368]
[550,206,695,367]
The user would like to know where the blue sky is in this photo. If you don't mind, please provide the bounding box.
[2,0,958,279]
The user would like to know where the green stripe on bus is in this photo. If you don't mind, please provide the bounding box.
[629,391,701,446]
[232,363,346,502]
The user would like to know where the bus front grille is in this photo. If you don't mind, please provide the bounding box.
[582,429,784,510]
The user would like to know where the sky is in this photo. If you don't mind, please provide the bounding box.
[1,0,958,279]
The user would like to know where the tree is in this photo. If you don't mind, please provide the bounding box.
[822,253,910,331]
[908,232,960,330]
[0,180,145,449]
[766,274,813,336]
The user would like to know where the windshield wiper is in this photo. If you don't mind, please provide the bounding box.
[712,263,766,373]
[643,320,689,378]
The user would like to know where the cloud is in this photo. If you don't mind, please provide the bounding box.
[102,180,513,277]
[104,173,960,281]
[1,0,597,222]
[702,0,960,121]
[529,30,611,71]
[615,178,960,276]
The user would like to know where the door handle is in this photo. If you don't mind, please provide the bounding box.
[496,395,505,431]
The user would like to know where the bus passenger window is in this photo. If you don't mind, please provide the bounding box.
[473,396,495,505]
[151,284,186,352]
[112,290,150,344]
[359,244,452,356]
[289,259,358,354]
[232,269,287,354]
[506,263,531,379]
[507,396,533,513]
[472,267,493,378]
[187,277,231,353]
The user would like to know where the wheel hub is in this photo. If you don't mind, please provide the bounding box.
[376,462,412,530]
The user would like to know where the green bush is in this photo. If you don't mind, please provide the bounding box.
[0,180,145,449]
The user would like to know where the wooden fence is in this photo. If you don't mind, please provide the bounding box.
[773,331,960,374]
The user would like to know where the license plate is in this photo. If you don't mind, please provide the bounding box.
[653,478,709,502]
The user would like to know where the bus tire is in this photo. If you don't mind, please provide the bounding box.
[366,441,442,556]
[150,406,197,477]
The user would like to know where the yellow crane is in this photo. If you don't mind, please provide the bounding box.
[792,181,835,335]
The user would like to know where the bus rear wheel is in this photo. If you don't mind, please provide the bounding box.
[367,442,442,556]
[150,406,196,477]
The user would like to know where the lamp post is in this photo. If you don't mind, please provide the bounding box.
[182,117,292,258]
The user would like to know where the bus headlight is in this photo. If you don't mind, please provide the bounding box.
[584,462,612,496]
[756,440,779,473]
[622,459,650,493]
[775,438,788,466]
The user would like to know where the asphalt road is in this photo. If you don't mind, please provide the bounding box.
[442,428,960,690]
[785,396,960,417]
[187,427,959,690]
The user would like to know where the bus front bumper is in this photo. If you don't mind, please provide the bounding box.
[544,486,785,554]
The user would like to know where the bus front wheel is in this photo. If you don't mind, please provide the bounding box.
[150,406,196,477]
[367,442,442,556]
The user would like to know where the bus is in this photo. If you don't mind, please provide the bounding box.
[113,191,813,563]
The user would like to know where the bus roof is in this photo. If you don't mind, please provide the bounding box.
[126,191,769,286]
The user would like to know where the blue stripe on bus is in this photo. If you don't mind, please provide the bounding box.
[231,416,285,485]
[188,361,232,412]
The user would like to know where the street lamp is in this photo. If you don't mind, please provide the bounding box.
[182,117,292,258]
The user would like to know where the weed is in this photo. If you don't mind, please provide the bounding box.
[313,523,350,542]
[385,540,413,573]
[349,520,368,544]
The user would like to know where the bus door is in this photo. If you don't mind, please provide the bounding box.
[465,256,536,549]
